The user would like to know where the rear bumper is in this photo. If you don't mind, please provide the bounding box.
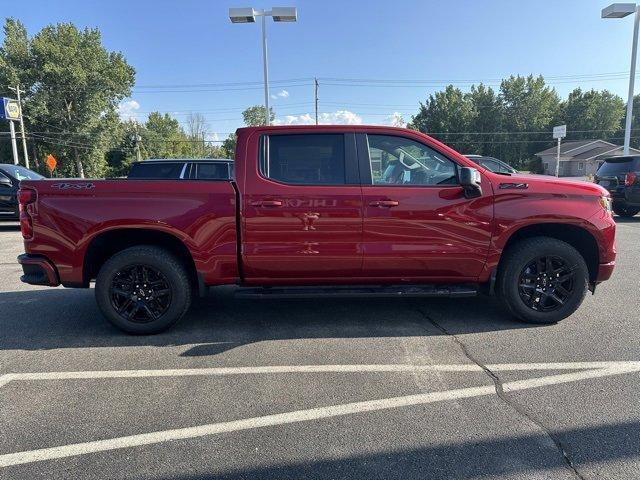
[17,254,60,286]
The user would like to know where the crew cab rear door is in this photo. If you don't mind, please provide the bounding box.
[358,132,493,281]
[241,131,363,282]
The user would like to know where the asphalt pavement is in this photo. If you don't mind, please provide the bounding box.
[1,218,639,479]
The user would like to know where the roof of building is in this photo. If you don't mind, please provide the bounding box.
[535,139,640,161]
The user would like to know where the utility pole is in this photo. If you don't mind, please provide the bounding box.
[9,85,29,168]
[314,77,319,125]
[133,129,142,162]
[9,120,19,165]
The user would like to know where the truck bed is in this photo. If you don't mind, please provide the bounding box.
[20,179,239,287]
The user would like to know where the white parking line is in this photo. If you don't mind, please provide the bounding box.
[1,361,639,468]
[2,361,639,387]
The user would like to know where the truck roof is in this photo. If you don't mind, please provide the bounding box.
[236,125,418,134]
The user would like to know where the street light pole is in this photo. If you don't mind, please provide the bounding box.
[624,6,640,155]
[229,7,297,126]
[261,13,270,125]
[602,3,640,155]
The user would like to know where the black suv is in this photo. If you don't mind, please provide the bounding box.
[594,156,640,217]
[0,164,44,220]
[128,159,233,180]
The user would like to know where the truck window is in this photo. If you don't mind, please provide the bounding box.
[195,163,229,180]
[261,134,346,185]
[129,162,184,179]
[367,134,458,186]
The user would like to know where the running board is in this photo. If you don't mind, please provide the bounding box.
[235,284,478,299]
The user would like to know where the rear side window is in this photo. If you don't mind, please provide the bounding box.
[261,134,346,185]
[597,157,638,176]
[129,163,184,179]
[195,163,229,180]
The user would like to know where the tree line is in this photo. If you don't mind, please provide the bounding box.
[407,77,638,171]
[2,18,640,176]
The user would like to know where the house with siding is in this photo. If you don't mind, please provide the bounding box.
[535,140,640,177]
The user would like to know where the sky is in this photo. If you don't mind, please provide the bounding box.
[2,0,640,141]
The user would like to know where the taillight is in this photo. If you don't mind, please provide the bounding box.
[17,187,36,240]
[625,172,637,186]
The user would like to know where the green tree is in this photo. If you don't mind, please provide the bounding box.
[0,19,135,177]
[559,88,624,141]
[465,84,503,157]
[409,85,476,152]
[499,75,560,168]
[242,105,274,127]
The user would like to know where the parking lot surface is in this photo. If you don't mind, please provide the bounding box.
[1,218,639,479]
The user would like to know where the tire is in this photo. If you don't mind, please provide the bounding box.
[95,246,192,334]
[613,204,640,217]
[497,237,588,325]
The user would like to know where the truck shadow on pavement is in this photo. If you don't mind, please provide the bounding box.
[0,286,540,354]
[154,420,640,480]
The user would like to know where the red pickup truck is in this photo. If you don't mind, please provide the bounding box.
[17,125,616,333]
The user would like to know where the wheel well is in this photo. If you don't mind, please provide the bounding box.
[500,223,599,282]
[84,229,198,288]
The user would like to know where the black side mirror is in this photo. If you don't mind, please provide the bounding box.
[0,176,12,188]
[459,167,482,198]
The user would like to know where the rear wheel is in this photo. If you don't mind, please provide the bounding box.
[613,204,640,217]
[95,246,192,334]
[497,237,588,324]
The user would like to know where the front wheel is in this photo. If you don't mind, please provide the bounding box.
[613,204,640,217]
[95,246,192,334]
[497,237,588,325]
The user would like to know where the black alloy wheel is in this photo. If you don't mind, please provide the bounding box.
[110,264,172,323]
[518,255,575,312]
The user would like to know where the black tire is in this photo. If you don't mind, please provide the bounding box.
[95,246,192,334]
[497,237,588,325]
[613,204,640,217]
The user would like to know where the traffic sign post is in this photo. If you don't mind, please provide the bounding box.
[553,125,567,177]
[1,97,23,165]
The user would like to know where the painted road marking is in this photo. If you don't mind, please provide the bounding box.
[1,361,639,467]
[2,361,640,388]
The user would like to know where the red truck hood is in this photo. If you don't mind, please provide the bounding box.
[494,173,609,197]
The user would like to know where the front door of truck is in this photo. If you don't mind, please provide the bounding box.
[359,133,493,281]
[241,132,363,283]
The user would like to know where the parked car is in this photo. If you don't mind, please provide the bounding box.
[128,158,234,180]
[0,164,43,220]
[594,155,640,217]
[17,125,615,334]
[465,155,518,174]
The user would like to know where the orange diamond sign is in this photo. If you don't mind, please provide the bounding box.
[45,154,57,172]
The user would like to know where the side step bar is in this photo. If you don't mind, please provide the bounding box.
[235,284,478,299]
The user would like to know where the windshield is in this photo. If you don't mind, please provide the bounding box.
[1,165,43,180]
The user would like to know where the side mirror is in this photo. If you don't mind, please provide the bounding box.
[459,167,482,198]
[0,176,12,188]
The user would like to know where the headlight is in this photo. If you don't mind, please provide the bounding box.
[598,196,612,214]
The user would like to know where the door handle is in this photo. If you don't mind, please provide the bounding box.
[251,199,283,207]
[369,200,399,208]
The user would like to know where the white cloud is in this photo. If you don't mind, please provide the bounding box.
[387,111,406,128]
[276,109,363,126]
[270,89,290,100]
[117,100,140,121]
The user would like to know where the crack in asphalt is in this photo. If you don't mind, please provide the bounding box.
[414,305,587,480]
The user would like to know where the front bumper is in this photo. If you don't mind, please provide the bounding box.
[17,254,60,286]
[596,261,616,282]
